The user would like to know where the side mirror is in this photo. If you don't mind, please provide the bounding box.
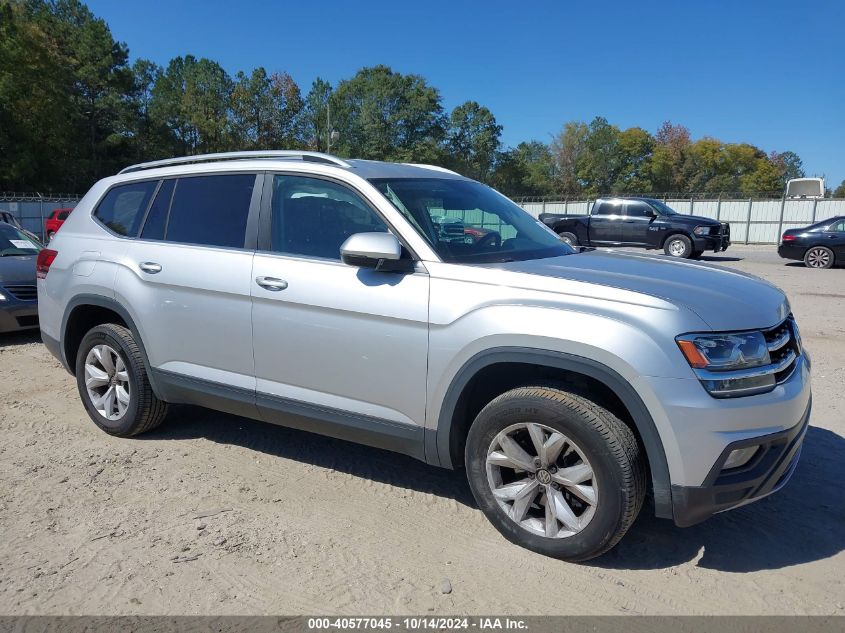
[340,232,412,272]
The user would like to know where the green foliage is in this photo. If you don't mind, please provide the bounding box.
[833,180,845,198]
[444,101,502,182]
[330,65,446,162]
[0,0,813,199]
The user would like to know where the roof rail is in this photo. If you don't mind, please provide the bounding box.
[402,163,461,176]
[118,151,351,174]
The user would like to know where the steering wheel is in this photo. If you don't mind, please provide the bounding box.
[475,230,502,250]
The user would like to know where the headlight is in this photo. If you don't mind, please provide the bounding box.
[692,226,711,237]
[676,331,776,397]
[0,290,6,301]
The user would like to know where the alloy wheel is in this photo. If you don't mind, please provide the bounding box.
[84,344,131,420]
[486,422,598,538]
[806,248,831,268]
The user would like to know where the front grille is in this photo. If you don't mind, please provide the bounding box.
[4,284,37,301]
[710,222,730,237]
[763,316,800,383]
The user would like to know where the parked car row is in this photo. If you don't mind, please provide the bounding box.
[538,196,842,269]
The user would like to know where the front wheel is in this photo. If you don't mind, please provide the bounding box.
[804,246,834,269]
[558,232,578,247]
[664,234,693,258]
[465,386,646,561]
[75,323,168,437]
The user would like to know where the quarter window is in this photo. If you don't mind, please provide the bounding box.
[165,174,256,248]
[94,180,158,236]
[269,175,388,260]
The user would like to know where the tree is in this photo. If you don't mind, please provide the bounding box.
[651,121,690,192]
[613,127,654,193]
[50,0,135,184]
[770,150,805,185]
[330,65,445,162]
[301,77,332,151]
[230,67,304,149]
[575,117,623,195]
[444,101,502,181]
[150,55,233,155]
[550,121,588,194]
[491,141,556,197]
[833,180,845,198]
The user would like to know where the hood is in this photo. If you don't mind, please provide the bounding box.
[486,250,789,332]
[0,254,37,285]
[670,214,722,226]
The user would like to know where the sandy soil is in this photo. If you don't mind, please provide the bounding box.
[0,245,843,615]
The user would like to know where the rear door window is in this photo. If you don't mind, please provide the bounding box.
[165,174,256,248]
[94,181,158,236]
[624,201,652,217]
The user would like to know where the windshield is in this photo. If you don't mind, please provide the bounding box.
[646,199,678,216]
[0,224,42,256]
[370,178,572,263]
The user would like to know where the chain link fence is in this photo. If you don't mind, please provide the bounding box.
[0,193,82,242]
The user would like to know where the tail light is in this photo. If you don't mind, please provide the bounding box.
[36,249,58,279]
[781,234,797,243]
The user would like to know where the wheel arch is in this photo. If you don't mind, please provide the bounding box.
[61,294,160,395]
[429,347,673,518]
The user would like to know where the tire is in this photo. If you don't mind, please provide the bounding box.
[75,323,168,437]
[804,246,834,269]
[558,232,578,247]
[465,386,646,562]
[663,234,693,258]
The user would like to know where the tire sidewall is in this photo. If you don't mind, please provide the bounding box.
[75,326,143,435]
[466,394,629,561]
[664,234,692,258]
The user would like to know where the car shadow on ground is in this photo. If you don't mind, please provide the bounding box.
[146,407,843,572]
[698,255,743,262]
[0,330,41,348]
[142,405,477,508]
[593,425,844,572]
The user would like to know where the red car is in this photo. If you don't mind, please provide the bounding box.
[45,208,72,242]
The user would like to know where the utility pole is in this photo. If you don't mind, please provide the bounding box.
[326,99,332,153]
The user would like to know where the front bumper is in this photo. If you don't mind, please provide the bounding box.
[693,233,730,253]
[0,302,39,333]
[671,397,810,527]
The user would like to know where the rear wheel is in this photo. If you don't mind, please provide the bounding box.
[804,246,834,269]
[75,323,168,437]
[558,232,578,247]
[465,386,646,561]
[664,234,692,258]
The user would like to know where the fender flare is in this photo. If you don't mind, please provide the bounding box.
[429,347,673,519]
[60,293,161,395]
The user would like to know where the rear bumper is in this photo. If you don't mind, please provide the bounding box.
[777,244,805,260]
[671,397,810,527]
[0,303,39,333]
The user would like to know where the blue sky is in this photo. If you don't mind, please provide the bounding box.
[88,0,845,187]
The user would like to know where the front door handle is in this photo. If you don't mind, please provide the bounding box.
[255,276,288,291]
[139,262,162,274]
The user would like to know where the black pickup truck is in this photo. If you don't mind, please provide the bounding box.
[540,197,730,259]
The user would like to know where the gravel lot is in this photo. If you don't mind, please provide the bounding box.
[1,245,843,615]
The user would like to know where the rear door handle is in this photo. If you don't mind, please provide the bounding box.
[139,262,162,274]
[255,276,288,291]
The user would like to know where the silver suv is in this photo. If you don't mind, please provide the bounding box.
[38,151,811,561]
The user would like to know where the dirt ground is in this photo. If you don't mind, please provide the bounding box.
[0,245,843,615]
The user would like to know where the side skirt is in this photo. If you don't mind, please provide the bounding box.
[151,369,426,462]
